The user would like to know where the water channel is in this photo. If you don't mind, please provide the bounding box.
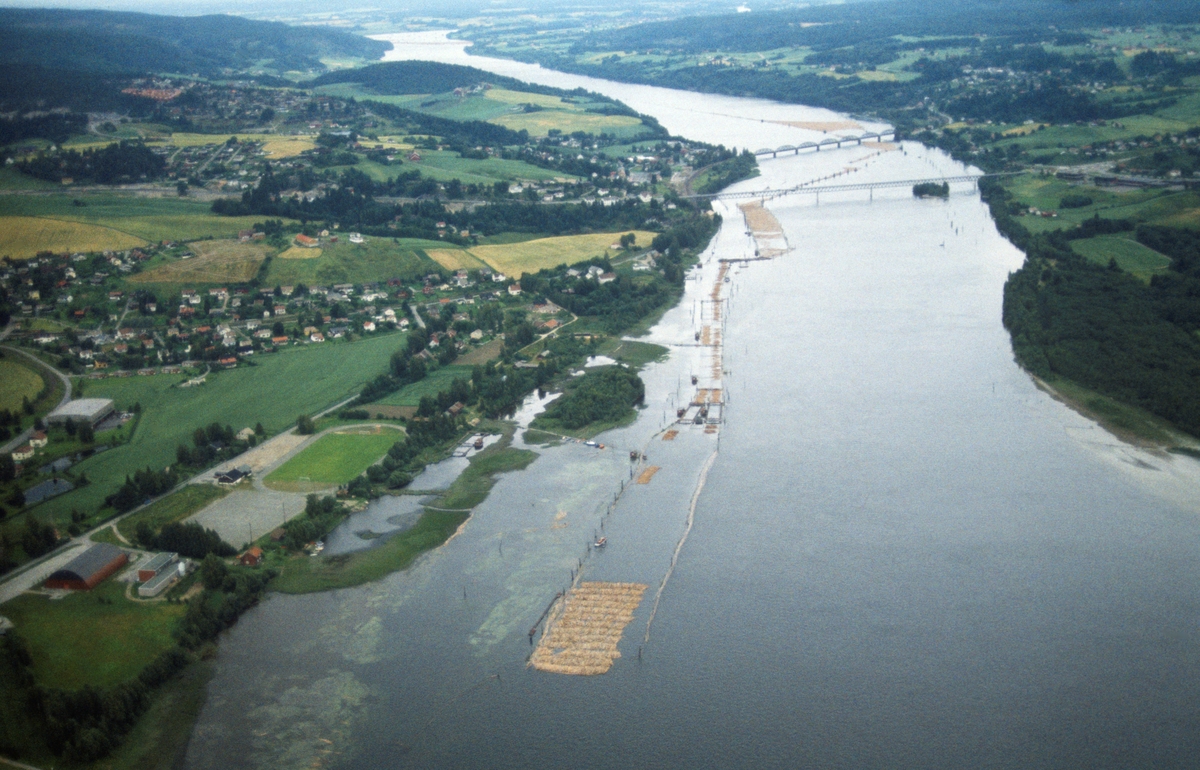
[184,32,1200,769]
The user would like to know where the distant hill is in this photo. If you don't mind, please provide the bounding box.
[0,9,390,76]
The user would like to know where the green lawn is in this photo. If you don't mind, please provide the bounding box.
[265,429,399,488]
[265,237,442,286]
[374,364,474,406]
[1071,235,1172,281]
[116,485,229,542]
[0,358,45,413]
[0,579,185,690]
[30,333,406,524]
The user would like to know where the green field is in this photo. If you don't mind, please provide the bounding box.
[1003,176,1200,234]
[348,151,570,186]
[0,193,282,244]
[264,237,441,286]
[265,428,400,489]
[30,333,406,523]
[374,364,474,406]
[0,358,45,412]
[116,484,229,542]
[1071,236,1172,281]
[0,579,185,690]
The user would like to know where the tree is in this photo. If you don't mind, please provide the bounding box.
[78,421,94,444]
[254,422,265,436]
[177,180,189,197]
[199,553,228,589]
[296,415,315,435]
[620,232,636,249]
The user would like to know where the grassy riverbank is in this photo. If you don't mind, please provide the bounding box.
[269,427,536,594]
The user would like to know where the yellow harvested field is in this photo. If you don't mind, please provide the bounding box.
[530,582,647,676]
[491,112,643,138]
[161,133,316,158]
[426,248,487,271]
[131,239,267,284]
[279,246,322,260]
[459,231,657,277]
[0,216,145,259]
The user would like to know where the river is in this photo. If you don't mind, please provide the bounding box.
[183,32,1200,769]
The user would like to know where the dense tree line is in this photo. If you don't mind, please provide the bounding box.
[19,140,165,184]
[136,520,234,559]
[536,367,645,430]
[281,493,344,550]
[106,466,178,513]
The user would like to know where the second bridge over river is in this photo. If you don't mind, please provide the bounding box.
[686,173,1019,202]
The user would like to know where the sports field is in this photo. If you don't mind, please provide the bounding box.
[130,239,268,284]
[440,230,656,277]
[0,215,145,258]
[0,358,46,412]
[265,428,399,490]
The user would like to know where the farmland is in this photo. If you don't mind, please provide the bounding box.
[1071,236,1171,281]
[374,364,474,406]
[30,333,406,523]
[0,194,279,244]
[0,579,185,690]
[264,237,442,285]
[155,133,317,159]
[264,427,400,490]
[451,230,657,277]
[0,215,145,259]
[0,358,46,413]
[347,150,569,186]
[130,239,269,284]
[426,248,487,271]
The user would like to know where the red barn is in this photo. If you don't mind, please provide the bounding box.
[44,544,128,590]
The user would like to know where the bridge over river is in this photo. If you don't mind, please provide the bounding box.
[752,129,898,158]
[685,173,1021,202]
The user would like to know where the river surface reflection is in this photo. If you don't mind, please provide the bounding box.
[184,32,1200,770]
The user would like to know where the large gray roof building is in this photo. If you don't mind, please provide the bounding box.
[47,398,115,426]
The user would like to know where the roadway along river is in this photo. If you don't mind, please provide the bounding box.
[184,32,1200,769]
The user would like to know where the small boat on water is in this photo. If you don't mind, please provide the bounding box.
[594,537,607,548]
[473,436,484,450]
[691,375,698,385]
[585,440,598,447]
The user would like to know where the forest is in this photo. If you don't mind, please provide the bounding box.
[985,179,1200,437]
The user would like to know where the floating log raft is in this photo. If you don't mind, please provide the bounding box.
[530,582,648,676]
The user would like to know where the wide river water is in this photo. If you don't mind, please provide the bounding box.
[184,32,1200,769]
